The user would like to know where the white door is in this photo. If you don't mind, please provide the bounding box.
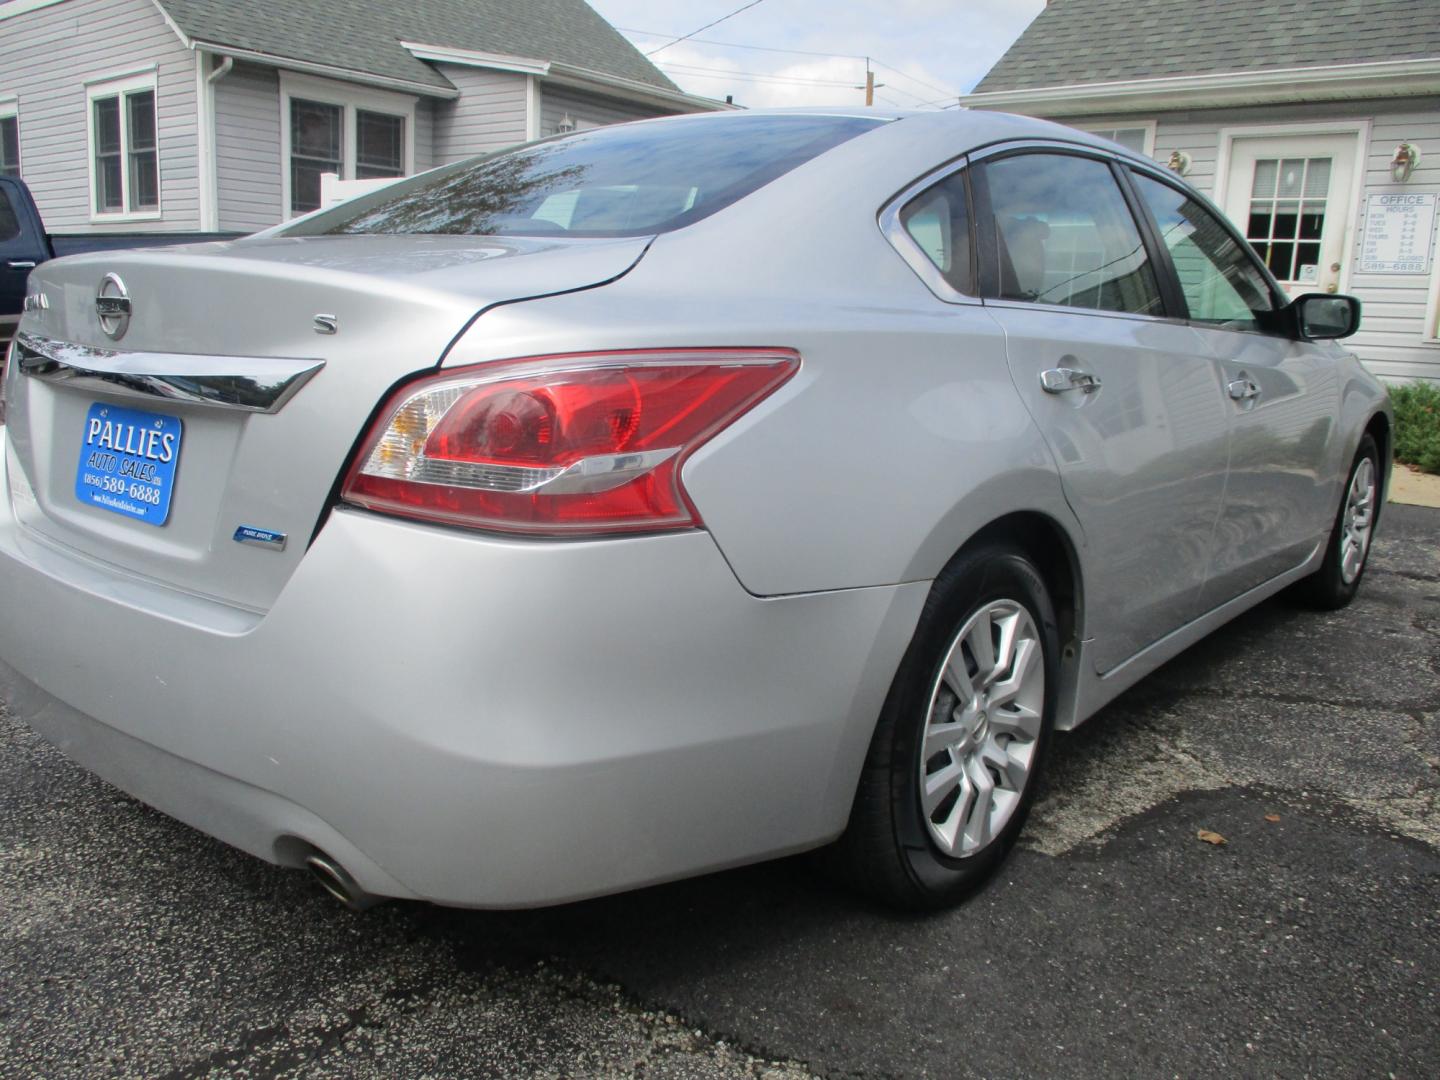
[1222,133,1360,298]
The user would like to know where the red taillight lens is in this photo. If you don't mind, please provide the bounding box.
[341,349,799,535]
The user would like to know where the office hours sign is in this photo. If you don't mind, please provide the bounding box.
[1359,192,1437,274]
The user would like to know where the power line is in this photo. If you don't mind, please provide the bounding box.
[644,0,772,57]
[621,25,961,102]
[659,63,862,89]
[868,59,961,100]
[620,26,867,62]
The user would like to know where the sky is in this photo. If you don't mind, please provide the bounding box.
[587,0,1048,109]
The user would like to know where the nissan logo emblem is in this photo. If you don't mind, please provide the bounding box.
[95,273,132,340]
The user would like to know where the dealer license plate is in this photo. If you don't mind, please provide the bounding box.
[74,402,183,526]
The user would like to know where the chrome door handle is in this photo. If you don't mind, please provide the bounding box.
[1040,367,1102,394]
[1227,378,1261,402]
[6,260,37,270]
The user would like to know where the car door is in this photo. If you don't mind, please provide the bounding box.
[971,147,1232,675]
[1126,167,1341,603]
[0,178,48,347]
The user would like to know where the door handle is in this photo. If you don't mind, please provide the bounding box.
[6,260,37,270]
[1227,378,1261,402]
[1040,368,1102,394]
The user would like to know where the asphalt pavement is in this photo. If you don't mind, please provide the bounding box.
[2,505,1436,1079]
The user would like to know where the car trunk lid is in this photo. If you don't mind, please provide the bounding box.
[3,234,650,611]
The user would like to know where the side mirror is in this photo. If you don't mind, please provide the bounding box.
[1291,293,1361,340]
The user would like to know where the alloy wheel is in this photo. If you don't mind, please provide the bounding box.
[919,599,1045,858]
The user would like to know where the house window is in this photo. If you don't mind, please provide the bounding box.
[290,99,343,215]
[1243,157,1330,284]
[86,73,159,218]
[1076,123,1155,157]
[0,107,19,178]
[280,73,415,218]
[356,111,404,178]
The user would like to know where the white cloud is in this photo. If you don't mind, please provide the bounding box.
[588,0,1046,108]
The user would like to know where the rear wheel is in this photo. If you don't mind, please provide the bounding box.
[824,544,1058,910]
[1295,433,1380,610]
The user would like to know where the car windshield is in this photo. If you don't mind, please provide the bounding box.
[279,113,885,239]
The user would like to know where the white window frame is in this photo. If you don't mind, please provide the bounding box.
[1074,119,1156,158]
[280,72,417,220]
[0,95,19,178]
[1425,244,1440,344]
[85,69,161,222]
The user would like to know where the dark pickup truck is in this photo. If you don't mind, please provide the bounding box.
[1,175,239,351]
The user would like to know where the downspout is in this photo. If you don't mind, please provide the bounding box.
[197,53,233,232]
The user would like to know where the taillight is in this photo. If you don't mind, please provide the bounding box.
[341,349,799,535]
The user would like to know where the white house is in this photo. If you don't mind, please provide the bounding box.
[962,0,1440,383]
[0,0,724,234]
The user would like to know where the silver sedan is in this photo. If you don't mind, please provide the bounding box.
[0,109,1390,910]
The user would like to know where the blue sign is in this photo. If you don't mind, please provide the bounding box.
[74,402,183,526]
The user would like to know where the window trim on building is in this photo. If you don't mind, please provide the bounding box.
[1074,120,1156,158]
[0,96,20,178]
[279,72,417,219]
[85,70,161,222]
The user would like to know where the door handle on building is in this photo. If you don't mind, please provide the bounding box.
[1041,368,1102,394]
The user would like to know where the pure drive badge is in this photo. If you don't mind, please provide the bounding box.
[233,525,287,551]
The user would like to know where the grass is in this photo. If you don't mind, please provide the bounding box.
[1389,380,1440,475]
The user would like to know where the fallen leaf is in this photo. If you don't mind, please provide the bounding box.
[1197,829,1227,845]
[1264,814,1281,823]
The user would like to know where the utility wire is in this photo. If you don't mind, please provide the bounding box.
[644,0,772,57]
[620,26,867,61]
[868,59,961,100]
[623,24,961,102]
[659,64,862,89]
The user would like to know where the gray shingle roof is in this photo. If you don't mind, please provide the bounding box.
[975,0,1440,93]
[157,0,679,92]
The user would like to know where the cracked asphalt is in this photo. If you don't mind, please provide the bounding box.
[2,505,1437,1079]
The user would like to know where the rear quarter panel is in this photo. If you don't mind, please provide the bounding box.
[441,114,1084,599]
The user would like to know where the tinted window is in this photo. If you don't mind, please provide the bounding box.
[0,187,18,243]
[900,171,973,294]
[283,114,884,238]
[983,153,1163,316]
[1131,171,1277,331]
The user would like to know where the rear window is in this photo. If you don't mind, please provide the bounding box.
[281,113,884,239]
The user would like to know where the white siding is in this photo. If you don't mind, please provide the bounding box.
[213,62,281,233]
[430,64,528,162]
[0,0,200,231]
[539,84,676,136]
[1065,97,1440,382]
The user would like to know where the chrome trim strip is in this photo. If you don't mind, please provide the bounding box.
[14,332,325,414]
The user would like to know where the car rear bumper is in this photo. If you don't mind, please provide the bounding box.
[0,443,925,906]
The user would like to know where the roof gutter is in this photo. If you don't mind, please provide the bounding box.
[191,40,461,98]
[399,41,732,113]
[545,63,735,113]
[960,57,1440,116]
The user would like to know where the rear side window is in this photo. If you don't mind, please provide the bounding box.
[1129,171,1277,332]
[282,114,884,239]
[981,153,1163,317]
[899,171,973,295]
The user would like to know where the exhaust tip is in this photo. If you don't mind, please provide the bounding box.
[304,851,381,911]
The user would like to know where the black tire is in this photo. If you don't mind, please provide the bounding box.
[822,543,1060,911]
[1293,433,1381,611]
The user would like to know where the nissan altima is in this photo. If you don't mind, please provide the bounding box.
[0,109,1390,910]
